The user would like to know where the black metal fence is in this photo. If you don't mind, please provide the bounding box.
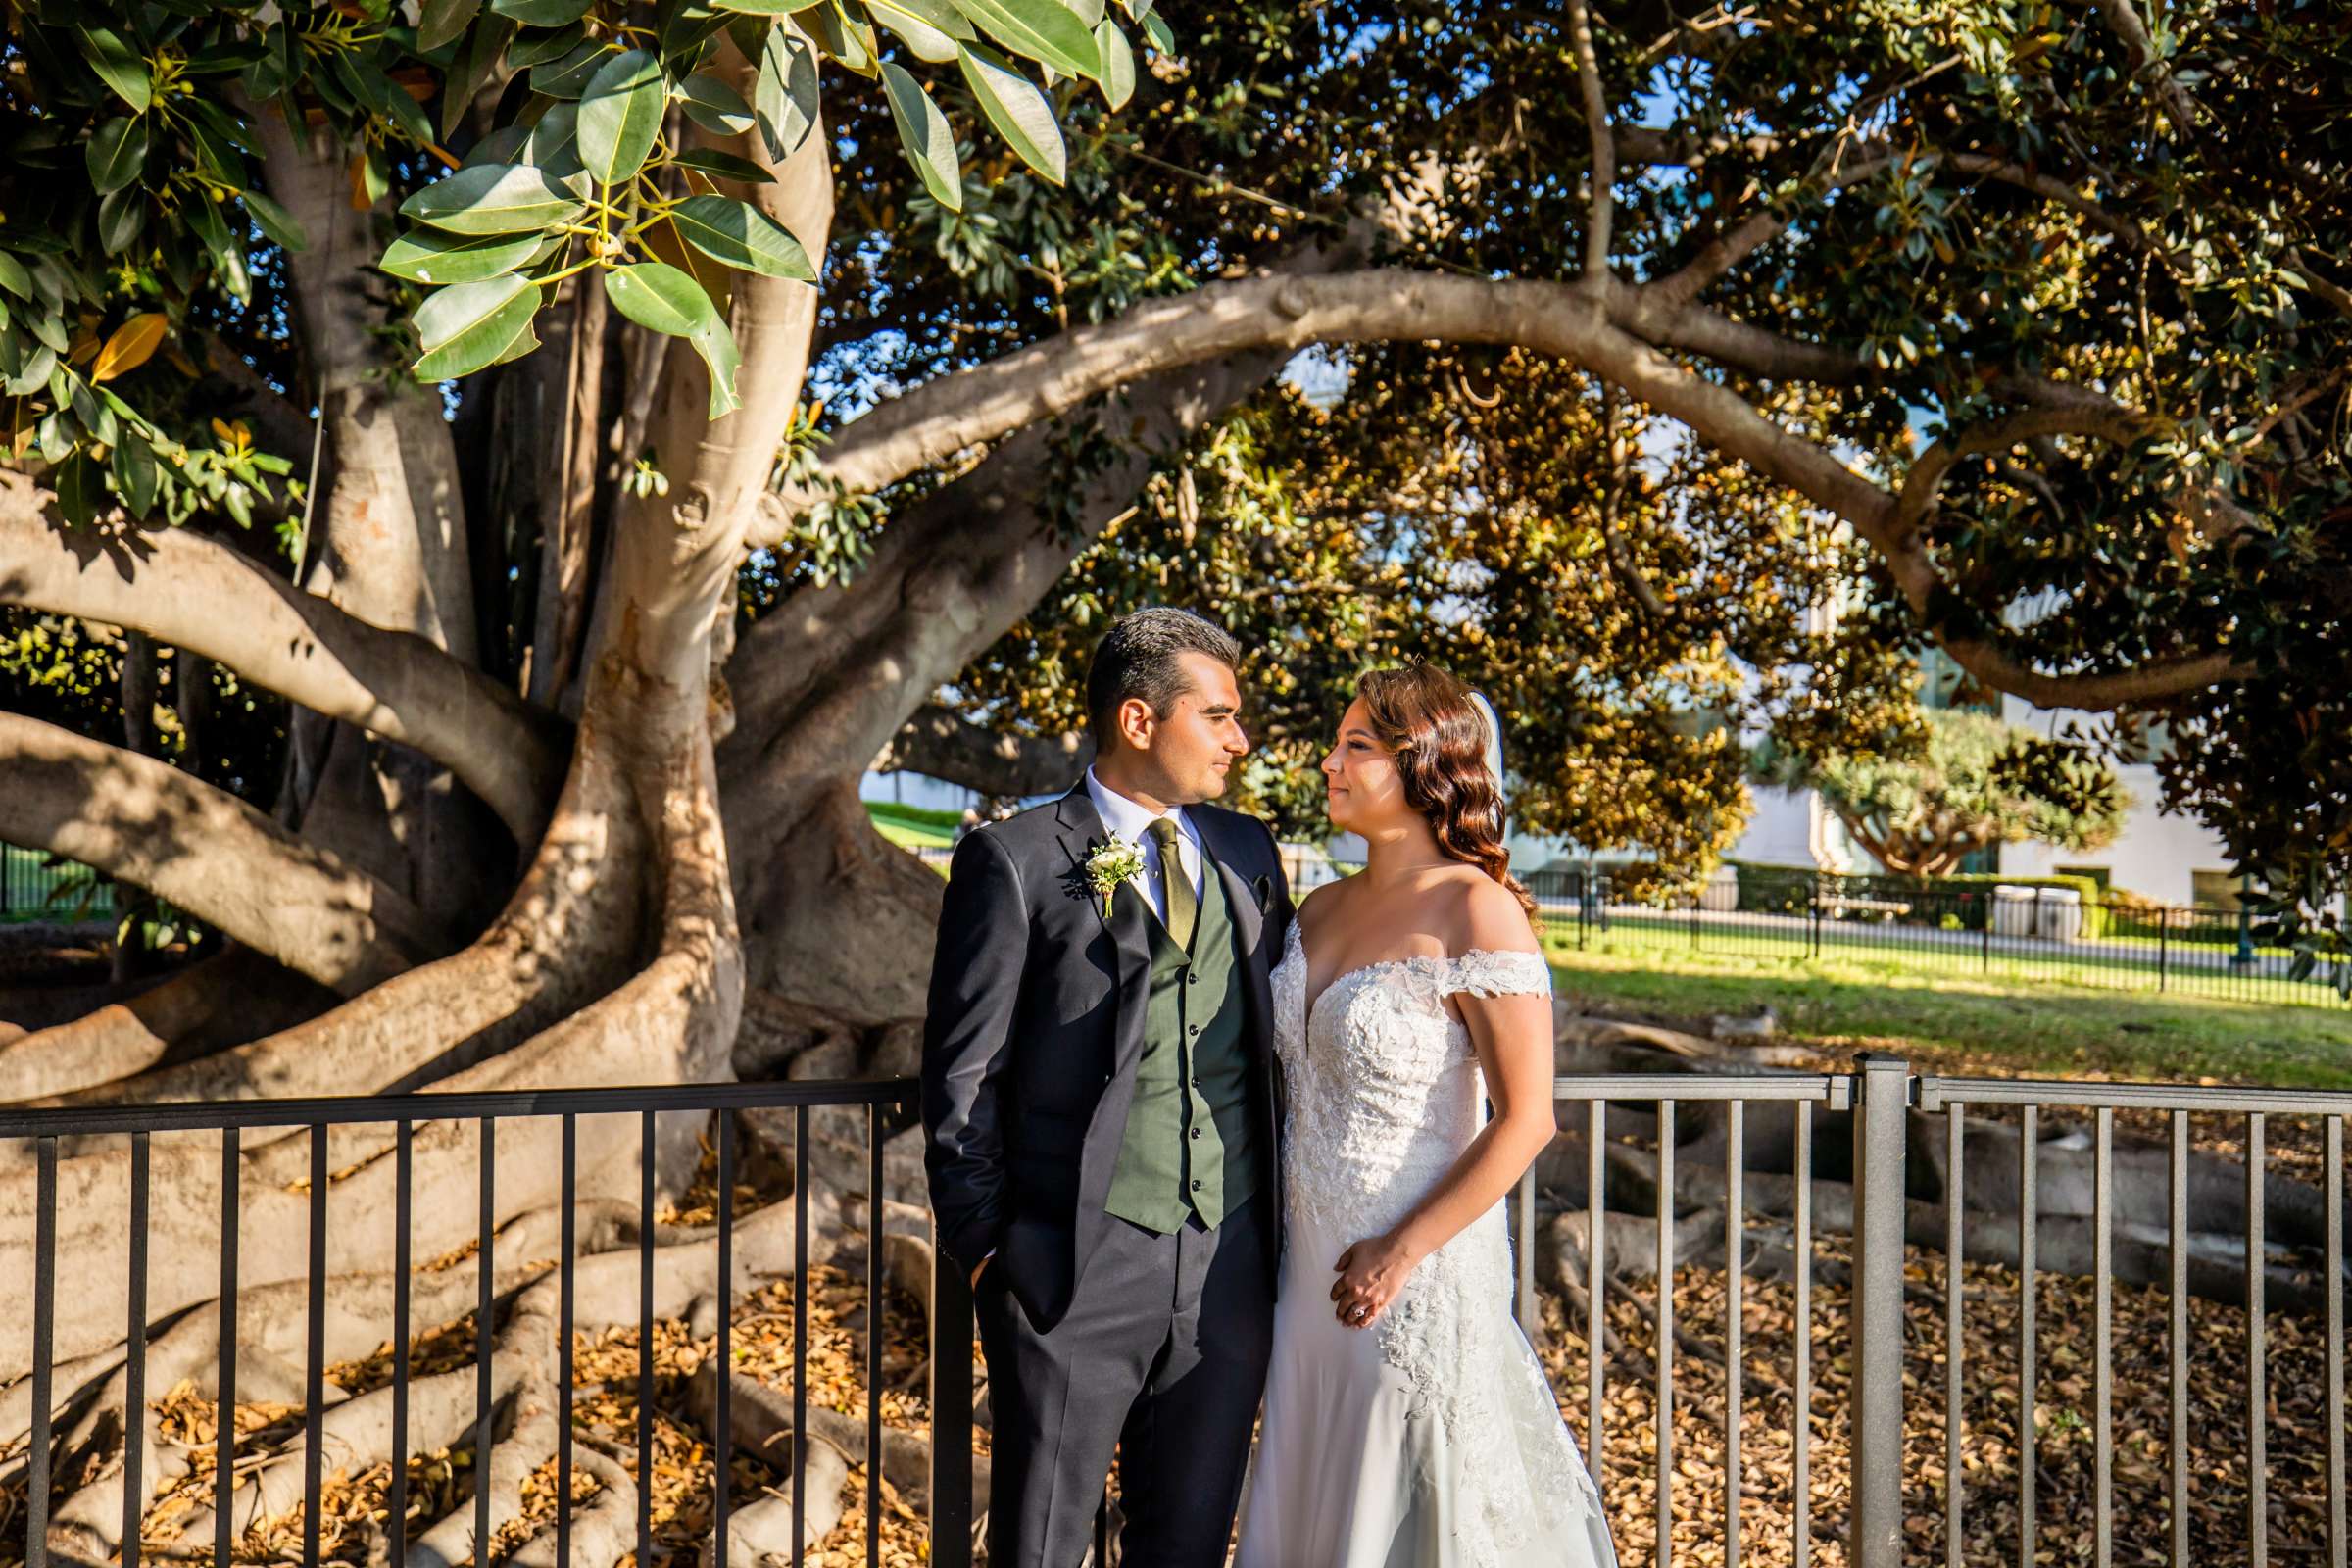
[1530,866,2352,1009]
[0,843,117,923]
[6,1068,2347,1567]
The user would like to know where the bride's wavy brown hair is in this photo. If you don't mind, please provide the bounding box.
[1353,663,1539,924]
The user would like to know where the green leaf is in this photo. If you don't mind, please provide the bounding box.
[869,0,971,62]
[676,73,757,137]
[242,189,310,252]
[401,162,584,233]
[5,343,57,399]
[879,62,962,211]
[54,451,103,527]
[671,147,778,184]
[419,0,483,53]
[1140,9,1171,52]
[576,49,664,185]
[490,0,595,23]
[445,16,518,137]
[671,194,817,279]
[661,3,738,61]
[380,227,547,284]
[531,38,612,99]
[602,262,741,417]
[710,0,827,12]
[0,253,29,300]
[187,196,251,300]
[805,0,877,74]
[958,42,1066,183]
[111,436,160,517]
[77,27,152,113]
[946,0,1097,77]
[753,25,821,162]
[507,22,587,70]
[97,185,142,256]
[86,118,149,196]
[1093,18,1132,108]
[1063,0,1103,24]
[413,273,543,380]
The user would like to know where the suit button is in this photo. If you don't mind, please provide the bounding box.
[1189,1024,1200,1036]
[1191,1076,1200,1088]
[1190,1126,1203,1140]
[1188,972,1200,986]
[1190,1178,1203,1192]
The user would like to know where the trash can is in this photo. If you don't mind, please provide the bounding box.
[1700,865,1740,913]
[1992,884,2083,940]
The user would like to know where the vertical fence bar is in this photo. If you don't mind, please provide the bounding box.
[867,1103,887,1568]
[930,1210,976,1568]
[1657,1098,1676,1568]
[2327,1114,2345,1568]
[392,1120,412,1565]
[2249,1110,2269,1568]
[218,1127,240,1568]
[795,1102,811,1562]
[1793,1099,1813,1568]
[1849,1055,1910,1568]
[2093,1107,2113,1568]
[2018,1103,2038,1568]
[28,1136,57,1568]
[305,1124,329,1568]
[1981,905,1991,973]
[558,1112,576,1568]
[1516,1166,1538,1336]
[1587,1098,1605,1473]
[1726,1101,1744,1568]
[2170,1111,2189,1568]
[122,1130,150,1568]
[639,1109,657,1568]
[1944,1103,1964,1568]
[475,1116,495,1563]
[2158,911,2170,992]
[715,1110,736,1568]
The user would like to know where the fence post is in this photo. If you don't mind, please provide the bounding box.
[2158,910,2169,993]
[1980,898,1991,973]
[930,1227,976,1568]
[1810,885,1822,959]
[1848,1054,1911,1568]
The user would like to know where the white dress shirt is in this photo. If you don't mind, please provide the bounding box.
[1084,767,1206,922]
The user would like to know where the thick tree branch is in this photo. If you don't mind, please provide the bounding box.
[872,706,1089,798]
[0,473,567,847]
[1566,0,1615,286]
[1652,155,1897,308]
[2091,0,2199,127]
[0,711,448,994]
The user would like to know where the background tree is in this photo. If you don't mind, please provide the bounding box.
[1755,709,2132,879]
[0,0,2349,1551]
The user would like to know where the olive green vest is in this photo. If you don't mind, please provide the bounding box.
[1103,865,1261,1233]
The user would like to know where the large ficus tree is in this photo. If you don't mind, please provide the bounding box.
[0,0,2348,1553]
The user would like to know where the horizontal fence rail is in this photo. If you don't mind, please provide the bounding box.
[3,1066,2344,1567]
[1528,866,2352,1010]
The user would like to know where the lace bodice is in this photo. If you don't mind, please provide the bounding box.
[1269,919,1606,1562]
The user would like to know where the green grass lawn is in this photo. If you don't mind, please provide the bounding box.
[1544,925,2352,1091]
[865,800,959,850]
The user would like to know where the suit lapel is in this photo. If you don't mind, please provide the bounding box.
[1197,818,1278,1059]
[1053,786,1154,1075]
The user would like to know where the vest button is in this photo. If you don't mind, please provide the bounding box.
[1190,1125,1202,1140]
[1190,1178,1202,1191]
[1189,1023,1200,1036]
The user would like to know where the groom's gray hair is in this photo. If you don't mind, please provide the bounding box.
[1086,608,1243,741]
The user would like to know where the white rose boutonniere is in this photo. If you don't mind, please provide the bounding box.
[1083,836,1148,916]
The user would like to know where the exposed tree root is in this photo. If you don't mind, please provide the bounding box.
[0,946,333,1104]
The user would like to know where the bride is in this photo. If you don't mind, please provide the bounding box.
[1234,663,1618,1568]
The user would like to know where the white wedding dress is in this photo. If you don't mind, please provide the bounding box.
[1233,922,1618,1568]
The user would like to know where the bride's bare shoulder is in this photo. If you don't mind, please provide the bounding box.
[1431,870,1543,957]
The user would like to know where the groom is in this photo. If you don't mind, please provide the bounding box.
[923,608,1292,1568]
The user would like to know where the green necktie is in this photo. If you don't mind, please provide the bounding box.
[1148,817,1197,950]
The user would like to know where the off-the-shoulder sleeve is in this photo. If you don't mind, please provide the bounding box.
[1440,949,1553,999]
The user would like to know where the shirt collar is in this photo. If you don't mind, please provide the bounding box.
[1084,766,1192,848]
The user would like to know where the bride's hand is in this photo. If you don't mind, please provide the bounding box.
[1331,1232,1419,1329]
